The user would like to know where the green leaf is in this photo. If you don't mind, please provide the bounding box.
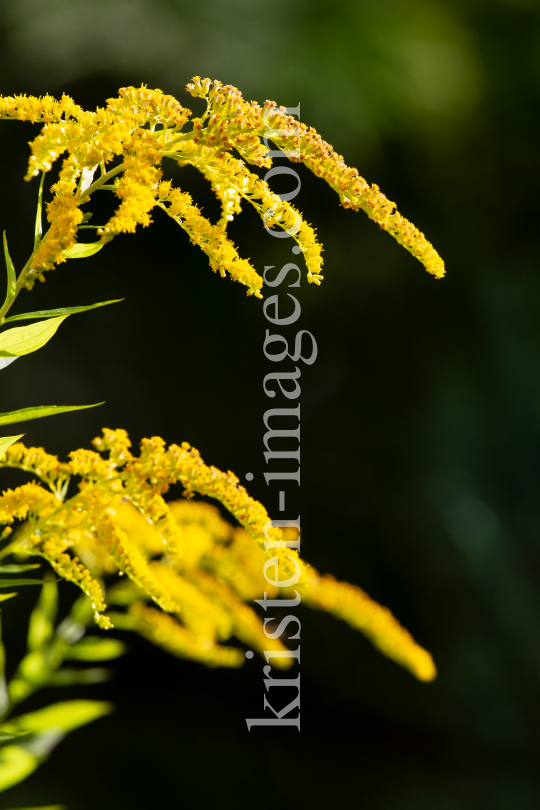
[103,611,139,630]
[0,744,37,791]
[0,564,40,573]
[28,580,57,651]
[0,703,110,793]
[11,650,48,698]
[63,241,103,259]
[0,699,113,736]
[3,298,123,324]
[0,357,17,371]
[0,730,30,744]
[3,233,16,304]
[0,402,104,426]
[0,579,46,588]
[0,435,24,461]
[0,316,68,357]
[0,616,7,716]
[34,172,45,250]
[0,593,17,603]
[49,667,111,686]
[4,805,65,809]
[65,636,126,662]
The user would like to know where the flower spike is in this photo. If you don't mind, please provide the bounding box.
[0,80,443,296]
[0,431,436,681]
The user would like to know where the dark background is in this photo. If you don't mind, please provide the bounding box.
[0,0,539,807]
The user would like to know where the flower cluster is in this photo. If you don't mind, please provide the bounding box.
[157,183,263,297]
[0,79,444,296]
[0,431,436,681]
[187,78,445,279]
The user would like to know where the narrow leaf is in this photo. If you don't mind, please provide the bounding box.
[4,299,123,323]
[0,316,68,357]
[34,172,45,250]
[3,233,16,304]
[0,357,18,371]
[63,241,103,259]
[0,704,110,792]
[103,611,139,630]
[80,166,97,194]
[0,594,17,603]
[49,667,111,686]
[0,744,37,791]
[0,730,30,743]
[65,637,126,662]
[28,580,57,652]
[0,699,113,736]
[11,650,49,701]
[0,435,24,461]
[0,403,104,427]
[0,579,47,588]
[0,615,7,717]
[5,804,65,809]
[0,565,40,573]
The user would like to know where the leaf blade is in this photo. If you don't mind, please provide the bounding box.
[0,357,18,371]
[0,435,24,461]
[3,299,123,324]
[0,403,104,427]
[0,565,40,573]
[63,241,103,259]
[65,637,126,662]
[0,579,48,589]
[27,579,57,652]
[4,805,65,809]
[0,699,113,736]
[0,744,37,791]
[34,172,45,251]
[0,316,68,357]
[0,730,30,744]
[48,667,111,686]
[0,701,111,792]
[3,233,16,305]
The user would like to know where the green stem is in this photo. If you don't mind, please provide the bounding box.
[0,126,199,325]
[0,164,126,325]
[161,130,200,150]
[78,162,125,202]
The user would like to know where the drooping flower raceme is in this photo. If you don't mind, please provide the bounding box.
[0,432,436,682]
[0,79,444,313]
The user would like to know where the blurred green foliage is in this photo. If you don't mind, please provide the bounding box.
[0,0,538,808]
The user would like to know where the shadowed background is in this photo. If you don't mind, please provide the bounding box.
[0,0,539,807]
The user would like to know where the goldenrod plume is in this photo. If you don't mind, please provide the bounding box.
[296,568,436,682]
[0,80,443,295]
[0,431,436,681]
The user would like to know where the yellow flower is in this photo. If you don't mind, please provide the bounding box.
[129,602,244,668]
[0,432,436,680]
[99,132,163,242]
[294,568,437,682]
[157,185,263,297]
[0,80,443,294]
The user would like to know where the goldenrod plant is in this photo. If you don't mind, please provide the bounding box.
[0,79,443,803]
